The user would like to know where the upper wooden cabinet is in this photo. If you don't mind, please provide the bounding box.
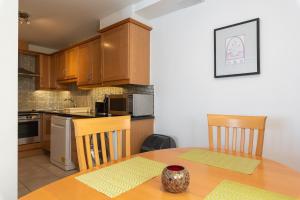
[56,47,78,83]
[100,18,152,85]
[77,38,101,86]
[65,47,79,79]
[41,18,151,89]
[57,52,66,80]
[37,54,51,89]
[50,53,66,90]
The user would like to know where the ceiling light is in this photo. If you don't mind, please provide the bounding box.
[19,11,31,25]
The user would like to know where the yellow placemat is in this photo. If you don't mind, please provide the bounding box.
[75,157,166,198]
[205,180,297,200]
[179,149,260,174]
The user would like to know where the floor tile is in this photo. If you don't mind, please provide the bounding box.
[39,162,77,178]
[18,153,78,197]
[18,182,30,198]
[23,175,60,191]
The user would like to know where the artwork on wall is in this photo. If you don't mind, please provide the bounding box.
[214,18,260,78]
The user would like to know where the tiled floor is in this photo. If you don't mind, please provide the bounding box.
[18,153,78,198]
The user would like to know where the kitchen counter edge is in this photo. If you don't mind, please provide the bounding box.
[18,110,155,121]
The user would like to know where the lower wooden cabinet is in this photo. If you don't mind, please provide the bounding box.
[41,114,52,151]
[130,119,154,154]
[18,143,43,158]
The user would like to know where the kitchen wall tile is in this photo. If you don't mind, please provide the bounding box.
[18,77,153,111]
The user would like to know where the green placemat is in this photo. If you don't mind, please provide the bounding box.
[205,180,297,200]
[75,157,166,198]
[179,149,260,174]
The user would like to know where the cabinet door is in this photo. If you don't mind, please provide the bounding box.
[50,54,66,89]
[89,38,101,85]
[64,49,71,78]
[77,38,101,86]
[38,54,51,89]
[42,114,52,151]
[101,23,129,82]
[57,52,66,80]
[65,47,78,79]
[77,43,91,86]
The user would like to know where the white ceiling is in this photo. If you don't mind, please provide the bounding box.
[19,0,142,50]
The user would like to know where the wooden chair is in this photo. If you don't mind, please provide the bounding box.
[207,114,267,157]
[73,116,131,171]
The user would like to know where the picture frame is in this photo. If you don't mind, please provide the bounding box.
[214,18,260,78]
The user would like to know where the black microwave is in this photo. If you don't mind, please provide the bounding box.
[108,94,154,117]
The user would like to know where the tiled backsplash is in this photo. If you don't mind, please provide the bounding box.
[18,53,154,111]
[18,77,154,111]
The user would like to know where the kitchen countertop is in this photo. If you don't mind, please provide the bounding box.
[18,110,155,121]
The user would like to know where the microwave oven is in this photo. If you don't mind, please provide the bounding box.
[108,94,154,117]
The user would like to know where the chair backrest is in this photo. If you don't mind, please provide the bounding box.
[73,116,131,171]
[207,114,267,157]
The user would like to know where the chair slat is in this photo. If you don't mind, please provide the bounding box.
[117,130,122,160]
[248,129,254,155]
[217,126,221,150]
[108,131,115,161]
[100,132,108,164]
[125,129,131,156]
[92,133,100,166]
[75,136,87,171]
[84,135,93,169]
[225,127,229,151]
[240,128,245,153]
[232,127,237,152]
[208,126,214,150]
[256,129,265,157]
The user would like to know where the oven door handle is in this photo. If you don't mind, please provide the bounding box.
[18,119,40,123]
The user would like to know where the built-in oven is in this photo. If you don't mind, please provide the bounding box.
[18,112,41,145]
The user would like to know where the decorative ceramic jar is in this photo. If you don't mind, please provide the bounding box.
[161,165,190,193]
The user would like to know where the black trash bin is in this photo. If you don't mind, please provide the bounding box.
[141,134,176,153]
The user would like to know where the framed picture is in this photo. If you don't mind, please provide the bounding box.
[214,18,260,78]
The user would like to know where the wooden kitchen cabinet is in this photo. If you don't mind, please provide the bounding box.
[100,18,152,85]
[42,114,52,151]
[56,47,78,83]
[130,119,154,154]
[50,53,66,89]
[57,52,66,80]
[36,54,51,89]
[65,47,78,79]
[77,37,101,86]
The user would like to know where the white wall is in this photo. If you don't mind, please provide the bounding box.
[0,0,17,199]
[151,0,300,171]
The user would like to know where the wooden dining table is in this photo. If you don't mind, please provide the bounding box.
[20,148,300,200]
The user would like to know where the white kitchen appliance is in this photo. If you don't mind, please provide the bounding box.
[50,115,75,171]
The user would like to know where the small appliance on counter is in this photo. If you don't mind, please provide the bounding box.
[95,96,109,117]
[107,94,154,117]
